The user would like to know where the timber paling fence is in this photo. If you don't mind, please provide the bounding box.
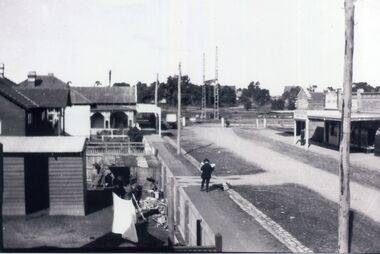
[148,142,222,251]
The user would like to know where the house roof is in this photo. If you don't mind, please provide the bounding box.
[18,75,69,90]
[0,77,39,109]
[16,88,70,108]
[304,110,380,122]
[0,136,86,153]
[71,86,136,105]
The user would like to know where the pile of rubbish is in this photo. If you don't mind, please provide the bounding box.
[139,195,168,230]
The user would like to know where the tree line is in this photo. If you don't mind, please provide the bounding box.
[116,78,379,111]
[134,75,237,107]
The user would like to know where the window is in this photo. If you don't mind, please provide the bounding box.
[27,113,32,125]
[0,120,2,135]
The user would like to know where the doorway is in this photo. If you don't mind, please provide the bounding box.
[24,155,49,214]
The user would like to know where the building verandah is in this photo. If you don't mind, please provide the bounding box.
[89,106,137,140]
[294,110,380,153]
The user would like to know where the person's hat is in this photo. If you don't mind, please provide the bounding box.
[203,158,210,163]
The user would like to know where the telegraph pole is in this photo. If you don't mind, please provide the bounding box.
[108,70,112,87]
[339,0,355,252]
[155,73,159,106]
[177,63,182,155]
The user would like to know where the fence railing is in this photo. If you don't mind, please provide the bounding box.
[90,128,130,141]
[156,150,222,249]
[86,142,145,155]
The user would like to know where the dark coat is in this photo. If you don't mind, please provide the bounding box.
[201,163,214,179]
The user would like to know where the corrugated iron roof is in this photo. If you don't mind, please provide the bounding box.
[0,136,86,153]
[0,77,39,109]
[71,86,136,105]
[15,88,70,108]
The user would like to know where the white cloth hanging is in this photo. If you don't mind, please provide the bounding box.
[111,192,138,243]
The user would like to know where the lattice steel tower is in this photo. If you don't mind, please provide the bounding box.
[201,53,207,119]
[213,46,219,119]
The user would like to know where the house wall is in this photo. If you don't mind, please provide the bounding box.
[308,100,324,110]
[65,105,91,137]
[49,155,87,216]
[3,156,26,215]
[296,90,309,110]
[360,93,380,112]
[0,95,26,136]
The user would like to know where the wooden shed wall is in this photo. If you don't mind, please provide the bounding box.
[2,157,25,215]
[49,155,87,216]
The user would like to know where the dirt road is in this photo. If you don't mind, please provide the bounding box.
[192,126,380,224]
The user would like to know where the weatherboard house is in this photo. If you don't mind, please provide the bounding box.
[294,87,380,153]
[0,67,87,216]
[0,69,70,136]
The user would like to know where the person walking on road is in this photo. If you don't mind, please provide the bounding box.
[200,158,214,192]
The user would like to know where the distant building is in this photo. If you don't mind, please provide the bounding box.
[294,87,380,153]
[0,69,69,136]
[16,72,70,136]
[295,87,325,110]
[68,86,137,139]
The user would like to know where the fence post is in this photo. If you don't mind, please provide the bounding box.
[184,200,190,244]
[176,187,180,225]
[167,176,175,244]
[256,119,259,128]
[215,233,222,252]
[0,143,3,250]
[196,219,202,246]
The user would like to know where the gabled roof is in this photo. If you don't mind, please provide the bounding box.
[71,86,136,105]
[0,77,39,109]
[0,136,86,153]
[18,75,69,90]
[16,88,70,108]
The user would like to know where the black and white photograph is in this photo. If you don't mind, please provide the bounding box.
[1,0,380,252]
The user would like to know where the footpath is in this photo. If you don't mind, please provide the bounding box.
[145,135,290,252]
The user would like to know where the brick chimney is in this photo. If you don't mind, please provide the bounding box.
[27,71,37,86]
[0,63,4,78]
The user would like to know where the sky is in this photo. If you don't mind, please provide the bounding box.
[0,0,380,96]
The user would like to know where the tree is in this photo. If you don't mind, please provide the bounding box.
[352,82,375,92]
[220,86,237,106]
[282,86,301,110]
[271,98,285,110]
[239,81,270,107]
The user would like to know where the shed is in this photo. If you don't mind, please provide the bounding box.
[0,136,87,216]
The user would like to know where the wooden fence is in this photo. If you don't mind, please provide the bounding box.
[153,145,222,250]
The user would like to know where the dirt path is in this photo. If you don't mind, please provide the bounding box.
[192,126,380,224]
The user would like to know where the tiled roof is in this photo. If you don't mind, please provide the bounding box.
[16,88,70,108]
[71,86,136,105]
[18,75,69,89]
[0,77,39,109]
